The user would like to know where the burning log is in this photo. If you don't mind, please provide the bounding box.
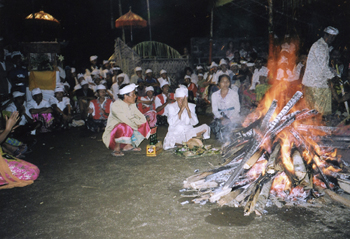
[292,149,307,182]
[181,89,350,216]
[255,175,275,216]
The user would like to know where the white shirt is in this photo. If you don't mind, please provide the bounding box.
[27,99,51,110]
[190,73,198,86]
[5,102,32,126]
[122,74,130,84]
[211,89,241,121]
[111,83,121,100]
[49,96,71,111]
[163,102,210,150]
[302,37,335,88]
[250,66,269,90]
[157,77,171,86]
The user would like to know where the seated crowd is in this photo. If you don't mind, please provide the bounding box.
[1,34,348,162]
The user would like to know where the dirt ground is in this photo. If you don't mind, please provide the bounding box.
[1,115,350,239]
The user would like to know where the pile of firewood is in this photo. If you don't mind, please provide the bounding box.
[181,91,350,216]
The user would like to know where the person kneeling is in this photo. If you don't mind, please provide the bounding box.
[163,85,210,150]
[102,84,151,157]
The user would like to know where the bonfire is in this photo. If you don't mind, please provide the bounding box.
[181,66,350,216]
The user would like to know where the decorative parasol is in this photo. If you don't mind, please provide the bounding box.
[25,10,60,24]
[115,7,147,42]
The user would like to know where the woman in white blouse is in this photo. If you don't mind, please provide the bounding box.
[210,74,241,141]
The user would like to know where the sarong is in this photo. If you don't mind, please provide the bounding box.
[32,113,54,133]
[304,86,332,115]
[109,122,151,149]
[0,148,40,189]
[144,111,157,128]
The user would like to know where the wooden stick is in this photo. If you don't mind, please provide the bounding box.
[315,185,350,208]
[217,188,244,207]
[255,176,274,216]
[266,144,281,174]
[260,99,278,132]
[244,184,262,216]
[243,149,264,170]
[292,149,307,182]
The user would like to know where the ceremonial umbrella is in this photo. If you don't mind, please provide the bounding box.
[24,10,60,41]
[115,7,147,42]
[25,10,60,24]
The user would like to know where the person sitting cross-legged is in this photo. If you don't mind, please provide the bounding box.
[102,84,151,157]
[163,85,210,150]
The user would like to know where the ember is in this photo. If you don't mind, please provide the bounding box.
[181,90,350,216]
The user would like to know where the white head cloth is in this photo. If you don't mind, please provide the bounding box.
[112,67,121,71]
[240,60,247,65]
[145,86,154,92]
[71,67,76,73]
[11,51,23,58]
[184,75,191,80]
[119,83,138,95]
[96,84,106,91]
[160,69,167,74]
[175,85,188,98]
[91,69,100,76]
[13,91,25,98]
[145,69,152,74]
[100,80,107,84]
[324,26,339,35]
[77,73,84,79]
[160,81,169,88]
[210,62,218,68]
[90,55,98,61]
[219,59,227,66]
[247,63,255,67]
[196,65,203,70]
[32,88,42,96]
[80,80,88,86]
[198,73,204,77]
[135,66,142,72]
[54,87,64,93]
[117,73,125,79]
[103,60,109,64]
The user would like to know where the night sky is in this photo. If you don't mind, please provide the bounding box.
[2,0,350,68]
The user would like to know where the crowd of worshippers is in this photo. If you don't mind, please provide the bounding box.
[1,28,350,158]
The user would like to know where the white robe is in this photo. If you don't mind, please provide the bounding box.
[163,102,210,150]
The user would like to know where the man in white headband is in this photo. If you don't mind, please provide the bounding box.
[302,26,339,115]
[86,84,113,133]
[27,88,54,132]
[50,87,72,129]
[157,69,171,88]
[130,66,143,84]
[163,85,210,150]
[145,69,160,95]
[154,81,175,125]
[75,79,95,119]
[89,55,98,72]
[102,83,151,157]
